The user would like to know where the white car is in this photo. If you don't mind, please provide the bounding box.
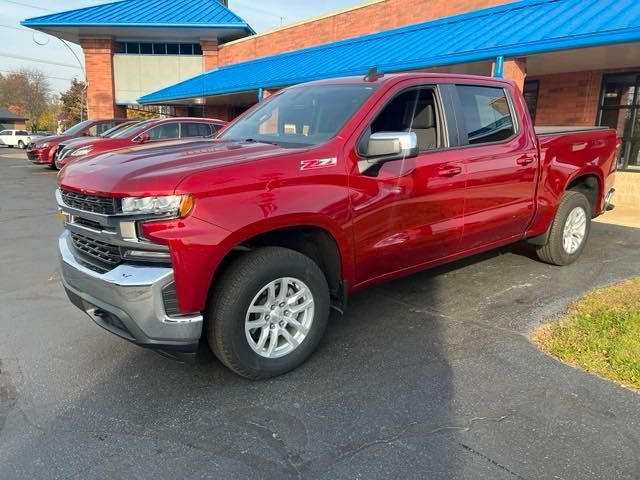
[0,129,42,149]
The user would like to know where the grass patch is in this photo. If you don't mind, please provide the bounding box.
[533,278,640,391]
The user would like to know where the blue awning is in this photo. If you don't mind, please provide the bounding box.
[22,0,255,43]
[139,0,640,104]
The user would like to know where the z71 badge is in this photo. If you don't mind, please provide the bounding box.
[300,157,338,171]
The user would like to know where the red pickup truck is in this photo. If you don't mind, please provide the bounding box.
[56,73,617,379]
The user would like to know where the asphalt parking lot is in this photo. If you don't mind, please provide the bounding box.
[0,148,639,479]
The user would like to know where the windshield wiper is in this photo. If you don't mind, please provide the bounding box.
[242,138,280,146]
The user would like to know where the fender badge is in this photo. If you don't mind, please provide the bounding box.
[300,157,337,171]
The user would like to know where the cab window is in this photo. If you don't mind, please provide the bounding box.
[180,122,212,138]
[0,130,10,136]
[147,123,180,140]
[456,85,516,145]
[362,87,441,153]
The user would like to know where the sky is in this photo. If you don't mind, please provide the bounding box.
[0,0,365,95]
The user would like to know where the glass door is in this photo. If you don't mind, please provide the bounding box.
[597,73,640,171]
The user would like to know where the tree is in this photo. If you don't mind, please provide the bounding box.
[59,78,87,129]
[0,68,52,132]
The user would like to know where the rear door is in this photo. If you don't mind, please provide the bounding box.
[453,84,538,250]
[349,83,466,284]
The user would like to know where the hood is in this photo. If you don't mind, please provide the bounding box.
[35,133,82,147]
[60,137,108,149]
[58,139,295,197]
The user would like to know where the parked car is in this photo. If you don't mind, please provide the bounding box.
[56,73,617,379]
[54,120,141,168]
[55,117,226,169]
[0,129,41,149]
[27,119,129,167]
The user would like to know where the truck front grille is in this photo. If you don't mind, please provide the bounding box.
[61,189,120,215]
[70,232,122,267]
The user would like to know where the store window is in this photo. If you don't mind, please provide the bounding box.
[523,80,539,123]
[597,73,640,170]
[115,42,203,56]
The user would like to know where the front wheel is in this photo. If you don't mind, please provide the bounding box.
[206,247,330,379]
[18,140,25,149]
[536,191,591,266]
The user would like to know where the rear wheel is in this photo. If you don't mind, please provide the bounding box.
[206,247,330,379]
[536,191,591,266]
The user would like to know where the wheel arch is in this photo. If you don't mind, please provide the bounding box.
[208,217,353,312]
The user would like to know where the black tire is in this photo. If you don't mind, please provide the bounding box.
[206,247,330,379]
[536,191,591,266]
[48,163,58,170]
[17,140,24,149]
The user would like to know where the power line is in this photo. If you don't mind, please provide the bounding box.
[0,0,54,11]
[0,52,82,69]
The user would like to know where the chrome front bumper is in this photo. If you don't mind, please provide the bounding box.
[59,230,203,358]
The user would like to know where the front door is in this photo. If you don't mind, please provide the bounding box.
[348,86,466,285]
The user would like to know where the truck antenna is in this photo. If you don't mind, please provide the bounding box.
[364,67,383,82]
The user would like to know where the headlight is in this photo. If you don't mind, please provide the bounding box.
[121,195,194,217]
[71,146,94,157]
[41,142,50,149]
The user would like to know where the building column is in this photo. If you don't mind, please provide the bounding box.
[80,38,126,119]
[201,39,220,71]
[492,57,527,92]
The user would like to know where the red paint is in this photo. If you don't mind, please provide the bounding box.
[58,73,617,315]
[56,118,227,169]
[27,119,129,165]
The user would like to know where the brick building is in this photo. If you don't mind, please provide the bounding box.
[22,0,640,191]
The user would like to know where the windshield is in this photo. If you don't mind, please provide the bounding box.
[111,119,155,138]
[100,121,139,138]
[62,120,93,135]
[219,84,378,147]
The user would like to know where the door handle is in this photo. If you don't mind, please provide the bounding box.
[516,155,536,166]
[438,165,462,177]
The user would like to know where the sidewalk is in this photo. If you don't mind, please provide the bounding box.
[595,204,640,229]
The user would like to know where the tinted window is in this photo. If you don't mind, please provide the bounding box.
[457,85,515,145]
[0,130,9,135]
[179,44,193,55]
[95,122,116,135]
[368,88,439,151]
[140,43,153,54]
[181,122,212,138]
[147,123,180,140]
[17,130,29,136]
[220,84,378,147]
[63,120,93,135]
[125,42,139,54]
[167,43,180,55]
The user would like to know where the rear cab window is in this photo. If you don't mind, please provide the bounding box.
[456,85,517,145]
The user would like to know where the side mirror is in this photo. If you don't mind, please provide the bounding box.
[359,131,418,170]
[136,133,151,143]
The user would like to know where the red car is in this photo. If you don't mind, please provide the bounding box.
[27,119,129,167]
[55,117,227,169]
[57,73,617,378]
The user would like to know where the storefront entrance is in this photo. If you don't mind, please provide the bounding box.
[598,72,640,171]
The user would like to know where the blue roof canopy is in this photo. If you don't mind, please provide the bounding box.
[139,0,640,104]
[22,0,254,43]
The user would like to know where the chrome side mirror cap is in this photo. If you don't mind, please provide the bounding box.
[358,131,418,173]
